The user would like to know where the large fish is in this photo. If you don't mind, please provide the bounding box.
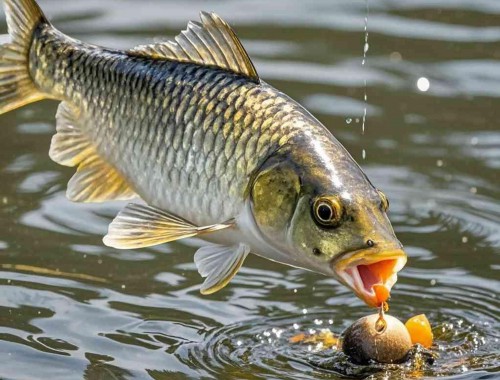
[0,0,406,307]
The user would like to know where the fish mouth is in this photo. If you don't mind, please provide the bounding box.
[333,248,407,308]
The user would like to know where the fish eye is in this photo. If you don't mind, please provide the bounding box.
[313,196,342,227]
[377,190,389,212]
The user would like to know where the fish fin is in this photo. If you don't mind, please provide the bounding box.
[67,156,138,203]
[194,243,250,295]
[49,102,93,167]
[128,11,259,82]
[103,203,235,249]
[49,102,137,203]
[0,0,48,114]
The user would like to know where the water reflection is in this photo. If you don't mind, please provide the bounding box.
[0,0,498,379]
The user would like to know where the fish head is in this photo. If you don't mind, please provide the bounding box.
[287,186,407,308]
[249,131,406,307]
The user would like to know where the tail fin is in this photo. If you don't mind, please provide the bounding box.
[0,0,48,114]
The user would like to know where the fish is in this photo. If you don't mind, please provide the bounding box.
[0,0,407,307]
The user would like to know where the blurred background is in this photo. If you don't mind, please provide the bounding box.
[0,1,498,379]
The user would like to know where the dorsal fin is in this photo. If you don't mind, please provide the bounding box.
[128,11,259,82]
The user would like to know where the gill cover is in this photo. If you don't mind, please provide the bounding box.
[251,159,301,241]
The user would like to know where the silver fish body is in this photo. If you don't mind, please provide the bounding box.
[32,24,308,227]
[1,0,407,306]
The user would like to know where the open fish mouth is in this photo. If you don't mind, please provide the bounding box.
[333,248,407,308]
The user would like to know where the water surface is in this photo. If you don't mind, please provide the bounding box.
[0,0,498,379]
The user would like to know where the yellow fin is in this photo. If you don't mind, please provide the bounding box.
[67,156,137,203]
[103,203,235,249]
[128,11,259,82]
[50,102,137,203]
[194,243,250,295]
[49,102,93,167]
[0,0,48,114]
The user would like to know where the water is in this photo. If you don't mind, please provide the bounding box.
[0,0,499,379]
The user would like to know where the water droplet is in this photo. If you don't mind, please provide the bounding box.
[389,51,402,62]
[430,279,437,286]
[346,117,352,124]
[462,236,468,243]
[362,149,366,160]
[436,159,443,167]
[293,323,300,330]
[361,0,369,131]
[302,308,308,315]
[121,284,126,289]
[417,77,430,92]
[236,340,242,346]
[375,316,387,333]
[293,288,297,293]
[470,187,477,194]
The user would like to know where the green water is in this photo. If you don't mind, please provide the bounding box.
[0,0,498,379]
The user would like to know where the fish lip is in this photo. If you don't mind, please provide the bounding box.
[332,248,407,307]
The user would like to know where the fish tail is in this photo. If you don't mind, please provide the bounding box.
[0,0,48,114]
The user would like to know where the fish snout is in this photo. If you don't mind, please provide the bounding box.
[332,240,407,308]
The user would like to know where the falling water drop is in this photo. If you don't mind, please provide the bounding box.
[417,77,430,92]
[361,0,369,135]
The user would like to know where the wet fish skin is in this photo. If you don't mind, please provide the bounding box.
[30,23,307,225]
[0,0,407,305]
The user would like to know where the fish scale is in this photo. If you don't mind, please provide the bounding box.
[31,28,299,224]
[1,0,406,300]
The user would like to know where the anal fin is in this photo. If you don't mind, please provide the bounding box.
[49,101,137,202]
[195,243,250,295]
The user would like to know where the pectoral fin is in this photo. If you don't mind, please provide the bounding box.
[194,243,250,295]
[103,203,234,249]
